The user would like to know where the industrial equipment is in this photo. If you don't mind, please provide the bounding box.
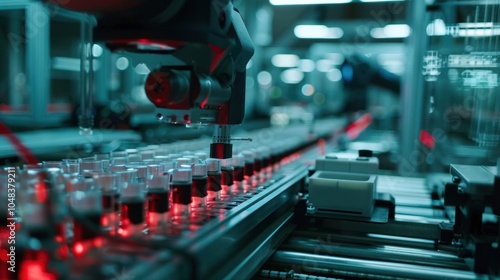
[0,0,499,279]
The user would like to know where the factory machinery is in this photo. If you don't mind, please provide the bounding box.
[0,121,499,280]
[1,0,499,279]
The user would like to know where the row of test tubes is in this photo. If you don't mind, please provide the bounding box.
[0,126,318,279]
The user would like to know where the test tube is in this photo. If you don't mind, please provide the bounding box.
[171,168,192,224]
[220,158,233,199]
[126,165,149,181]
[111,157,128,165]
[253,148,263,177]
[62,159,80,175]
[242,151,255,187]
[148,164,164,178]
[93,173,119,235]
[146,174,170,234]
[119,179,146,237]
[110,164,127,173]
[261,147,272,178]
[80,160,103,177]
[176,157,192,168]
[127,153,142,163]
[70,189,103,257]
[206,159,222,202]
[232,154,245,195]
[140,151,155,160]
[111,151,127,158]
[191,163,208,217]
[42,161,62,169]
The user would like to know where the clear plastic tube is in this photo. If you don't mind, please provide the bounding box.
[78,19,94,136]
[62,159,80,175]
[93,173,119,235]
[220,158,233,199]
[70,190,103,257]
[206,159,222,202]
[120,180,146,237]
[147,174,170,234]
[191,163,208,220]
[171,168,192,224]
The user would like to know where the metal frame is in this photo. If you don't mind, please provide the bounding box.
[0,0,96,128]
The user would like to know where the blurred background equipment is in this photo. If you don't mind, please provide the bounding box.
[0,0,499,279]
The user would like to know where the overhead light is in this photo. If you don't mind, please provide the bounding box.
[272,54,300,68]
[370,24,411,38]
[294,25,343,39]
[281,69,304,84]
[116,57,130,70]
[298,59,315,72]
[301,84,315,96]
[270,0,352,5]
[326,68,342,82]
[257,71,273,86]
[324,53,345,65]
[316,59,333,72]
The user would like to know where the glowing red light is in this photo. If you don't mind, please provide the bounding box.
[0,248,8,262]
[93,237,104,248]
[118,228,129,237]
[101,215,109,227]
[345,113,373,140]
[419,130,436,149]
[20,261,57,280]
[35,181,47,203]
[73,242,84,256]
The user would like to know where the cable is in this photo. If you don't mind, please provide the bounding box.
[0,121,38,165]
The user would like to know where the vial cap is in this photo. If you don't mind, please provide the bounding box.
[140,151,155,160]
[116,169,137,182]
[95,153,110,160]
[232,154,245,167]
[149,174,170,190]
[220,158,232,169]
[110,164,127,172]
[192,163,208,177]
[176,157,192,167]
[80,160,103,172]
[242,151,255,163]
[172,168,192,183]
[148,164,163,176]
[111,151,127,158]
[93,173,117,192]
[111,157,128,165]
[127,165,148,179]
[154,155,172,162]
[206,158,221,172]
[127,154,142,162]
[185,155,199,164]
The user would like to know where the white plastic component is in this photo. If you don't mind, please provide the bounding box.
[309,171,377,217]
[315,154,379,174]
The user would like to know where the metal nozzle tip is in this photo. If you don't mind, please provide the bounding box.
[79,127,93,136]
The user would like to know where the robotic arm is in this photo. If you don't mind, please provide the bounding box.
[52,0,254,158]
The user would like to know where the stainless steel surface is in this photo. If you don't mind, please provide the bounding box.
[268,251,483,280]
[125,160,309,280]
[281,236,468,270]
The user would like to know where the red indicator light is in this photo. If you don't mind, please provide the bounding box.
[419,130,436,149]
[73,242,84,256]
